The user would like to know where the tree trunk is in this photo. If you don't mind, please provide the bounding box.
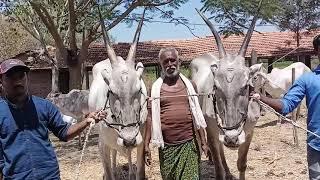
[68,42,90,90]
[51,64,59,93]
[55,47,69,92]
[69,62,82,90]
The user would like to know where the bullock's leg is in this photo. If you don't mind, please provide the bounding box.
[260,88,266,116]
[128,152,135,180]
[219,145,232,179]
[237,132,254,180]
[136,125,146,180]
[136,143,145,180]
[111,149,117,179]
[208,151,214,164]
[99,143,115,180]
[206,125,226,180]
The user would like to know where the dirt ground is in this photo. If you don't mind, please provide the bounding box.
[53,109,309,180]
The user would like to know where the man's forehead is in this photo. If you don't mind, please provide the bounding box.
[160,50,178,60]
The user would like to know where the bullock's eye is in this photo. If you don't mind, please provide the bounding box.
[131,90,141,101]
[213,85,217,91]
[109,90,119,99]
[135,90,142,97]
[239,85,248,96]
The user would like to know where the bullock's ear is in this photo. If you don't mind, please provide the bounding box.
[249,63,263,76]
[136,62,144,79]
[248,63,265,87]
[101,69,112,85]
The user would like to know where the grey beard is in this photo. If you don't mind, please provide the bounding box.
[162,69,179,78]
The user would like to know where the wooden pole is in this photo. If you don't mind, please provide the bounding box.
[250,50,258,92]
[251,49,258,66]
[85,68,90,90]
[267,58,273,73]
[291,68,299,146]
[305,55,311,69]
[156,65,161,78]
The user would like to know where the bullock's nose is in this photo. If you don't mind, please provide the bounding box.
[123,139,136,147]
[224,136,238,145]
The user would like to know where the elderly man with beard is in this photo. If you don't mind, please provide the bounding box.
[144,48,209,179]
[0,59,106,180]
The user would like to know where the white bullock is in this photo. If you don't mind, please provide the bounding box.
[191,9,261,180]
[250,62,311,118]
[88,10,147,180]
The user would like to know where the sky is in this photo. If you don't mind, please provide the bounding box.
[110,1,278,43]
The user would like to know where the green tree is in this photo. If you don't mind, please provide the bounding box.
[201,0,320,44]
[272,0,320,47]
[0,15,40,60]
[200,0,281,36]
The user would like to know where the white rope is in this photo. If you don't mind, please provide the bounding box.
[71,91,320,180]
[260,75,284,91]
[151,91,320,140]
[149,92,215,100]
[75,120,96,180]
[267,46,301,68]
[255,98,320,139]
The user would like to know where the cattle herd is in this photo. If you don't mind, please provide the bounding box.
[47,9,311,180]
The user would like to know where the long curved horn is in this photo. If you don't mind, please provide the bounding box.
[238,16,258,57]
[98,5,117,64]
[238,0,263,57]
[196,9,226,59]
[126,8,146,65]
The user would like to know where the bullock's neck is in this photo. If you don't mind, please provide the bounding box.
[263,74,284,98]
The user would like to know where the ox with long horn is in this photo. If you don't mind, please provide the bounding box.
[89,8,148,180]
[191,3,263,180]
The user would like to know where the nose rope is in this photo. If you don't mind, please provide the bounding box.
[102,89,146,132]
[148,92,320,140]
[255,73,286,91]
[147,92,215,100]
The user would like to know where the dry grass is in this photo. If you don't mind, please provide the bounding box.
[54,109,309,180]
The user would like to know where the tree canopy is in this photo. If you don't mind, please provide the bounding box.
[201,0,320,40]
[200,0,281,36]
[0,15,40,60]
[272,0,320,46]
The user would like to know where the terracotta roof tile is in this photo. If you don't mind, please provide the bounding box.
[9,30,320,68]
[87,30,319,66]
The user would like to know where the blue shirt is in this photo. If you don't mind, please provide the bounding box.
[0,96,70,180]
[281,65,320,151]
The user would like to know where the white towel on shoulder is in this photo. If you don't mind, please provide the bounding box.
[150,73,207,148]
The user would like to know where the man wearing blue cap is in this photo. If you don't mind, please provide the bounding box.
[0,59,106,180]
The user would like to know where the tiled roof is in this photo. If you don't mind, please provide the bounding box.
[88,30,319,66]
[7,30,319,69]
